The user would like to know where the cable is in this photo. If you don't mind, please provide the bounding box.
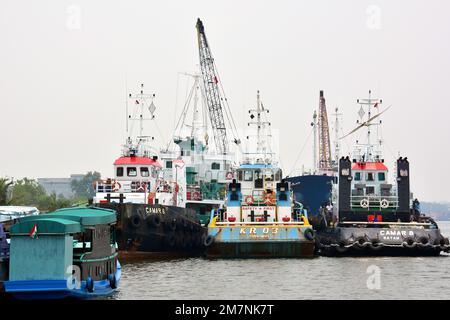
[287,126,315,177]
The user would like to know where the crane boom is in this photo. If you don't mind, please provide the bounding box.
[318,90,332,171]
[196,18,229,155]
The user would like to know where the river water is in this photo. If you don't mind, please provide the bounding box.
[112,221,450,300]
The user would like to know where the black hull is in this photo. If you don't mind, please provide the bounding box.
[317,225,450,257]
[96,203,206,258]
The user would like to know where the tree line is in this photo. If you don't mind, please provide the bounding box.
[0,172,101,212]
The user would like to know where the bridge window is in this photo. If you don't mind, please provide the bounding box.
[211,162,220,170]
[116,167,124,177]
[140,167,149,177]
[127,167,137,177]
[354,172,361,181]
[264,171,274,182]
[244,170,253,181]
[166,161,173,169]
[367,172,375,181]
[275,170,281,181]
[378,172,386,181]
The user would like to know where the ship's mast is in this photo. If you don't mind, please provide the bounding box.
[311,110,318,174]
[125,84,157,157]
[354,90,383,162]
[246,90,273,163]
[332,107,343,166]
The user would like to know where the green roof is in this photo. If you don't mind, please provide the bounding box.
[10,207,116,235]
[10,218,82,234]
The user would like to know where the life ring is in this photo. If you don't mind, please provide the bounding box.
[147,214,161,228]
[244,195,254,205]
[136,182,145,192]
[204,235,215,247]
[304,228,315,241]
[86,276,94,293]
[380,199,389,209]
[130,214,142,228]
[112,181,121,192]
[108,274,117,289]
[226,172,233,180]
[264,194,276,205]
[360,199,369,208]
[193,192,201,200]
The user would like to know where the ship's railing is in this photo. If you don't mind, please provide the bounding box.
[350,195,398,210]
[95,180,151,193]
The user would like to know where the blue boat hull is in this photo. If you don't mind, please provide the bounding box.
[4,261,121,299]
[206,225,315,258]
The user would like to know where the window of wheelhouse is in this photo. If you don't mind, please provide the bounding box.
[264,171,274,182]
[366,172,375,181]
[116,167,124,177]
[211,162,220,170]
[237,170,243,181]
[243,170,253,181]
[140,167,149,177]
[274,169,282,182]
[127,167,137,177]
[166,161,173,169]
[354,172,361,181]
[378,172,386,181]
[254,170,263,188]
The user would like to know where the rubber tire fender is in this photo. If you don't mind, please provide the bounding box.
[86,277,94,293]
[147,214,161,228]
[204,235,215,247]
[108,274,117,289]
[304,228,315,241]
[130,214,142,228]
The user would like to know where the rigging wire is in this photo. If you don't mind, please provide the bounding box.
[287,126,314,177]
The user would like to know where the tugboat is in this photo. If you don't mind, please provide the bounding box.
[93,85,205,258]
[317,91,450,256]
[205,92,316,258]
[3,207,121,299]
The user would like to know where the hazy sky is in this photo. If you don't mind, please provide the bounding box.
[1,0,449,202]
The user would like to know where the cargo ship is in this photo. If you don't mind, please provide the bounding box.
[316,91,450,256]
[204,92,316,258]
[93,85,205,259]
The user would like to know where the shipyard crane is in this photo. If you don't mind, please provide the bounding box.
[196,18,240,155]
[317,90,333,172]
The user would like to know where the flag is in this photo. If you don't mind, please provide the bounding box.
[135,100,140,104]
[29,224,38,239]
[373,102,379,108]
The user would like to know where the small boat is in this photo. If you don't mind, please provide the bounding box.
[0,206,39,228]
[204,92,316,258]
[3,207,121,299]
